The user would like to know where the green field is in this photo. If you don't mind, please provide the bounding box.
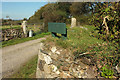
[1,25,21,30]
[1,25,41,32]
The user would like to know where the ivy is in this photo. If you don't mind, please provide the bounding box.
[90,2,120,46]
[90,2,120,78]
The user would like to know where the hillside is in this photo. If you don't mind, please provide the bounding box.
[28,2,91,26]
[38,25,119,78]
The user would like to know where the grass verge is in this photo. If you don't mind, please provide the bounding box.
[10,55,38,78]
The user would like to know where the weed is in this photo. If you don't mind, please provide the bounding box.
[101,65,114,78]
[56,39,70,49]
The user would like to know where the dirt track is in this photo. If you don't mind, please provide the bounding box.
[2,37,47,78]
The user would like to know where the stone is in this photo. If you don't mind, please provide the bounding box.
[65,57,73,63]
[76,61,88,70]
[50,53,58,60]
[73,70,86,78]
[82,75,88,78]
[44,55,52,64]
[77,65,89,71]
[60,49,62,51]
[78,73,82,78]
[46,73,58,78]
[69,67,73,74]
[80,26,88,30]
[51,47,57,53]
[81,57,92,65]
[45,74,53,78]
[60,66,69,71]
[69,65,87,78]
[21,20,27,35]
[56,51,60,55]
[43,64,51,74]
[4,33,8,41]
[29,29,33,37]
[36,67,45,78]
[71,17,76,28]
[38,51,45,61]
[71,68,78,77]
[55,70,60,75]
[60,71,73,78]
[38,60,45,71]
[51,64,58,72]
[40,43,44,50]
[116,64,120,73]
[65,59,70,62]
[77,71,83,78]
[72,72,78,78]
[86,66,97,78]
[4,37,8,41]
[48,52,52,56]
[38,54,44,60]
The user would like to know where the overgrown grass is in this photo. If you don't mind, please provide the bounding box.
[45,25,119,78]
[2,32,50,47]
[48,25,104,49]
[11,55,38,78]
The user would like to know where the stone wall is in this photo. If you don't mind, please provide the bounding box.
[2,28,25,41]
[36,43,97,78]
